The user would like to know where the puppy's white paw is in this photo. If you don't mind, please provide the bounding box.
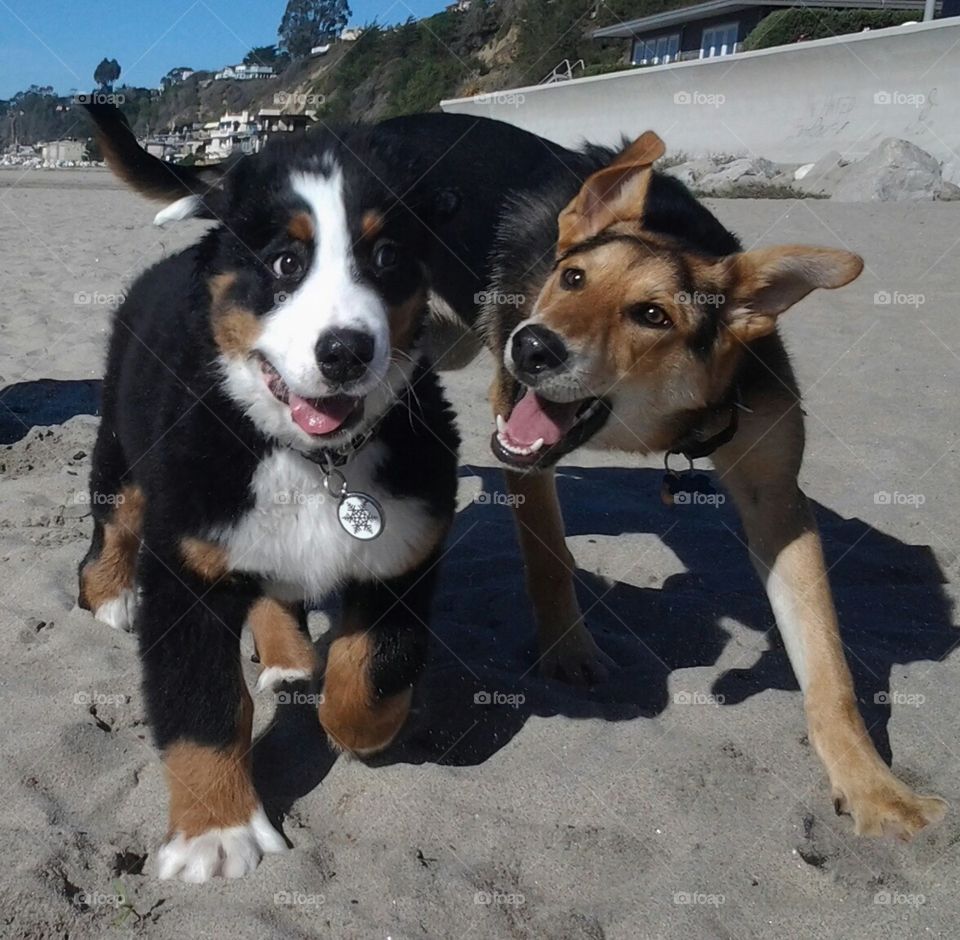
[255,666,314,693]
[157,805,287,882]
[93,588,138,632]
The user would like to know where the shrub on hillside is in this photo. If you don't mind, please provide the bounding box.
[743,8,918,51]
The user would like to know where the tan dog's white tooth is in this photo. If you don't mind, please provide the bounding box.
[496,414,506,434]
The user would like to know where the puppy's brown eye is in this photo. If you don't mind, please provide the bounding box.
[373,240,399,270]
[272,253,302,278]
[561,267,585,290]
[631,304,672,328]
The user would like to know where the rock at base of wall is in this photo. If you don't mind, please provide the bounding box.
[695,157,780,193]
[795,150,848,197]
[937,181,960,201]
[831,138,942,202]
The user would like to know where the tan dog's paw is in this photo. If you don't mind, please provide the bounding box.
[832,775,946,840]
[540,627,612,686]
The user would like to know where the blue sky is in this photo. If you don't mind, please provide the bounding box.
[0,0,446,99]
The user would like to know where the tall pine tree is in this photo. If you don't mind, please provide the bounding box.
[279,0,351,58]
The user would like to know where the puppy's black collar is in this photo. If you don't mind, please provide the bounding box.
[303,412,386,470]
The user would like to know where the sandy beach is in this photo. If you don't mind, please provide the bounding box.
[1,167,958,938]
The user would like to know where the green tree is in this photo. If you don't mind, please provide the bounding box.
[279,0,352,58]
[244,44,281,66]
[93,57,121,90]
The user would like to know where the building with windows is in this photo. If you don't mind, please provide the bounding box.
[589,0,938,66]
[213,63,276,81]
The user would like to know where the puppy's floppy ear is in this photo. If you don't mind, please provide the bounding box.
[721,246,864,343]
[557,130,665,254]
[81,102,231,224]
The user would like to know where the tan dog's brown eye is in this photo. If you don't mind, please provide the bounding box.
[630,304,672,328]
[272,253,302,278]
[561,267,585,290]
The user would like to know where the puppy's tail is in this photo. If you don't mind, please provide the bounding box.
[82,103,228,222]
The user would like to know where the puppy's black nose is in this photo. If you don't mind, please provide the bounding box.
[511,325,569,378]
[315,329,375,385]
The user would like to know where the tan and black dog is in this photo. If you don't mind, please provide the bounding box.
[82,105,944,852]
[482,130,945,840]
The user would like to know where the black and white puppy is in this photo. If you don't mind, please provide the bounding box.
[79,107,459,881]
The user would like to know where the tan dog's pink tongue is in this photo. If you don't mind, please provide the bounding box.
[289,393,355,436]
[503,390,579,447]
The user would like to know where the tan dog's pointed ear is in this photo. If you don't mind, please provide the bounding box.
[557,130,666,254]
[721,246,864,343]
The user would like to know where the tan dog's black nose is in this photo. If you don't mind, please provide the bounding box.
[511,325,568,379]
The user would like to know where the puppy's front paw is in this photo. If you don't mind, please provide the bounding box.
[540,626,612,686]
[93,588,139,632]
[157,805,287,882]
[833,776,946,840]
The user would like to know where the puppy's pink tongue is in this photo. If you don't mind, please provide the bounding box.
[289,393,355,436]
[503,390,579,447]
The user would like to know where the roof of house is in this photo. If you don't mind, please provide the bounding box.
[589,0,934,38]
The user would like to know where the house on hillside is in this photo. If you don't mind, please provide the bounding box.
[256,109,314,147]
[340,28,364,41]
[206,111,260,157]
[589,0,939,66]
[214,63,276,81]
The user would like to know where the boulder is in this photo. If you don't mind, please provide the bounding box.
[695,156,780,193]
[663,158,720,187]
[831,138,941,202]
[937,181,960,202]
[795,150,848,197]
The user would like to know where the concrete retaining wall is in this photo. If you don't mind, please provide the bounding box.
[441,20,960,182]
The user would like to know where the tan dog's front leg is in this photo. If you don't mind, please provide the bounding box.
[714,424,945,838]
[505,468,609,684]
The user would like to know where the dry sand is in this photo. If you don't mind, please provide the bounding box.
[1,167,958,938]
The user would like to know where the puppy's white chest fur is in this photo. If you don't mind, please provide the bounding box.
[215,445,436,600]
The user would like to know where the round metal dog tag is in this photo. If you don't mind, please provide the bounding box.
[337,491,384,540]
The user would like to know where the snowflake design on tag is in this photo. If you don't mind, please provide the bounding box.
[337,492,384,540]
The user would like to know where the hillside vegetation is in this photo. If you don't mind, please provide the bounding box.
[2,0,903,147]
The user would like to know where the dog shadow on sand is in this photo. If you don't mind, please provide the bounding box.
[254,464,958,819]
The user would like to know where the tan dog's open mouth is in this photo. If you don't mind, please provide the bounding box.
[492,388,608,469]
